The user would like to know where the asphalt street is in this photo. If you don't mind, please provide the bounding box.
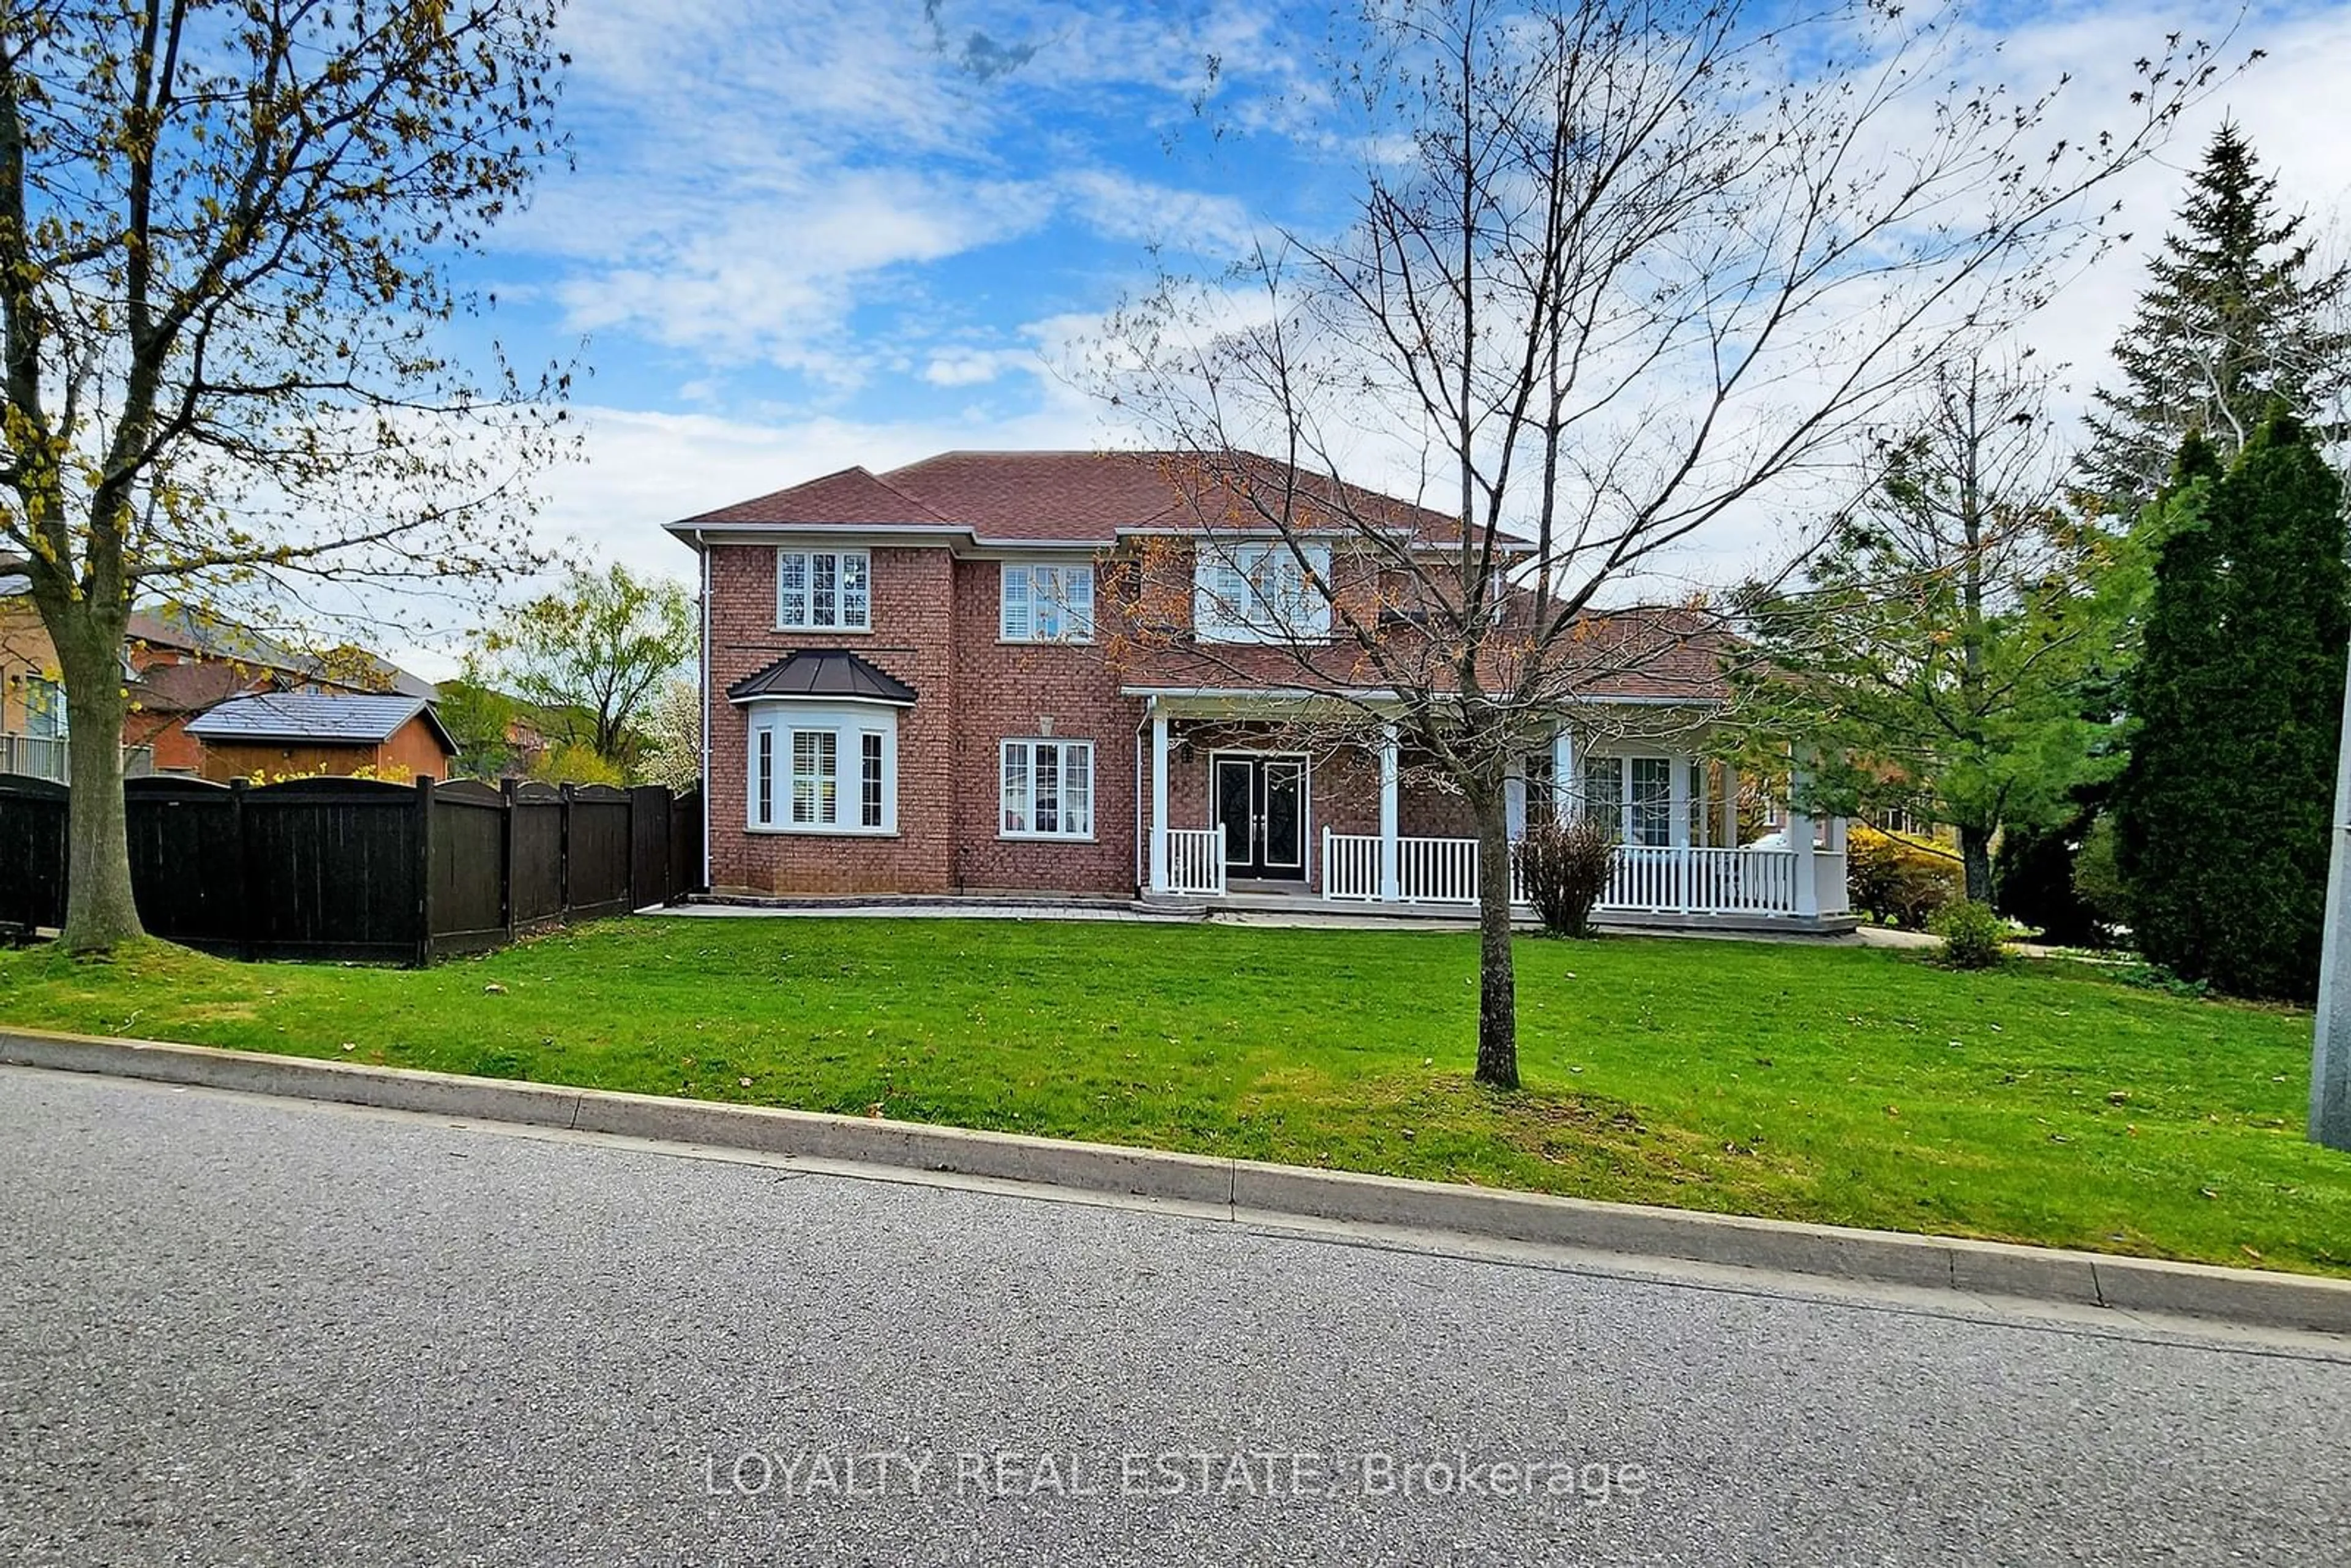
[2,1065,2345,1567]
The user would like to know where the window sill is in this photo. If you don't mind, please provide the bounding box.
[997,636,1095,647]
[746,824,899,838]
[1191,628,1333,646]
[998,831,1098,844]
[773,624,873,636]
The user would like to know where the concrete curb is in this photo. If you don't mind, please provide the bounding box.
[5,1025,2347,1337]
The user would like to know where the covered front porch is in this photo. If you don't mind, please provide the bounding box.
[1136,695,1853,931]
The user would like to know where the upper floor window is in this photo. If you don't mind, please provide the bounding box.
[776,549,871,631]
[1193,543,1331,643]
[1000,563,1095,643]
[23,675,65,738]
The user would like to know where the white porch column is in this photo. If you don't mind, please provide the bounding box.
[1551,724,1575,821]
[1667,752,1692,849]
[1789,748,1818,919]
[1378,723,1401,902]
[1820,812,1851,915]
[1147,707,1171,896]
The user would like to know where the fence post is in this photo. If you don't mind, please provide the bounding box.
[499,777,519,943]
[558,781,575,922]
[228,778,257,962]
[414,776,435,968]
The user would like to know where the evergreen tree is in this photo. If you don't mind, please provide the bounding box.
[1734,359,2111,903]
[2083,124,2350,506]
[2114,416,2349,998]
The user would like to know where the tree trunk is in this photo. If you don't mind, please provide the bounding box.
[1473,789,1519,1090]
[53,623,144,951]
[1959,825,1994,905]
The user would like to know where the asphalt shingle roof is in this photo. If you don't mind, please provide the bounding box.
[672,449,1482,548]
[725,650,917,706]
[184,691,454,749]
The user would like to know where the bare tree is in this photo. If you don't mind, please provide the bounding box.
[1098,0,2232,1087]
[0,0,572,950]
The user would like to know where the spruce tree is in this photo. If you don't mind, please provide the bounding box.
[2114,416,2349,998]
[2083,124,2350,506]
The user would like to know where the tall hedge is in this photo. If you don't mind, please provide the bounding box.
[2113,416,2349,999]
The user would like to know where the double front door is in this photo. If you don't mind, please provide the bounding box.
[1214,754,1306,880]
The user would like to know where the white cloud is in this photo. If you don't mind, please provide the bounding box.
[421,0,2351,672]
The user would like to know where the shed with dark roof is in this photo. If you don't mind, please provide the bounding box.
[184,691,457,782]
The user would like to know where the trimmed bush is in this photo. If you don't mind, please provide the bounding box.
[1514,816,1618,938]
[1929,898,2010,970]
[1846,825,1959,929]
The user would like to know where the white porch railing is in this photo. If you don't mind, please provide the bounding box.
[1323,829,1382,901]
[1325,831,1483,904]
[1400,835,1478,902]
[1164,827,1226,896]
[1607,845,1802,915]
[1310,832,1844,918]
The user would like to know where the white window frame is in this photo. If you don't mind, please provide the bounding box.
[1193,542,1332,643]
[999,561,1095,643]
[999,738,1094,841]
[23,674,66,738]
[1578,754,1678,848]
[775,548,872,632]
[744,701,898,836]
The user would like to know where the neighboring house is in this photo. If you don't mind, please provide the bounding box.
[181,691,457,782]
[0,570,437,782]
[668,450,1854,929]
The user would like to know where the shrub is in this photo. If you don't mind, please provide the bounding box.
[2114,960,2209,999]
[1514,816,1618,937]
[1929,898,2010,969]
[1846,825,1960,929]
[2069,812,2129,934]
[530,741,626,788]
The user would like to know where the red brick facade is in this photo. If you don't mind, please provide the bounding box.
[699,537,1480,899]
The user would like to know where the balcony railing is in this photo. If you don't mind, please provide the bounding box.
[0,736,157,784]
[0,733,67,782]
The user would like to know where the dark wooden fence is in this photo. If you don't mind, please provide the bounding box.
[0,773,704,964]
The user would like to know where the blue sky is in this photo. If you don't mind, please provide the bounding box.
[422,0,2351,646]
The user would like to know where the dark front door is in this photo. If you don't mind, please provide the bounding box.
[1214,755,1306,880]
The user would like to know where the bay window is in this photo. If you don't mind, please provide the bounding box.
[745,703,896,833]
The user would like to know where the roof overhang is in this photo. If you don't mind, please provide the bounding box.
[725,648,919,707]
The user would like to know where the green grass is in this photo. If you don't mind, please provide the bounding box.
[2,918,2344,1275]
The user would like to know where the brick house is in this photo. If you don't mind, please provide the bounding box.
[669,451,1853,928]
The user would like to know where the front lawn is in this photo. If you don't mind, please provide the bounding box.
[1,918,2342,1275]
